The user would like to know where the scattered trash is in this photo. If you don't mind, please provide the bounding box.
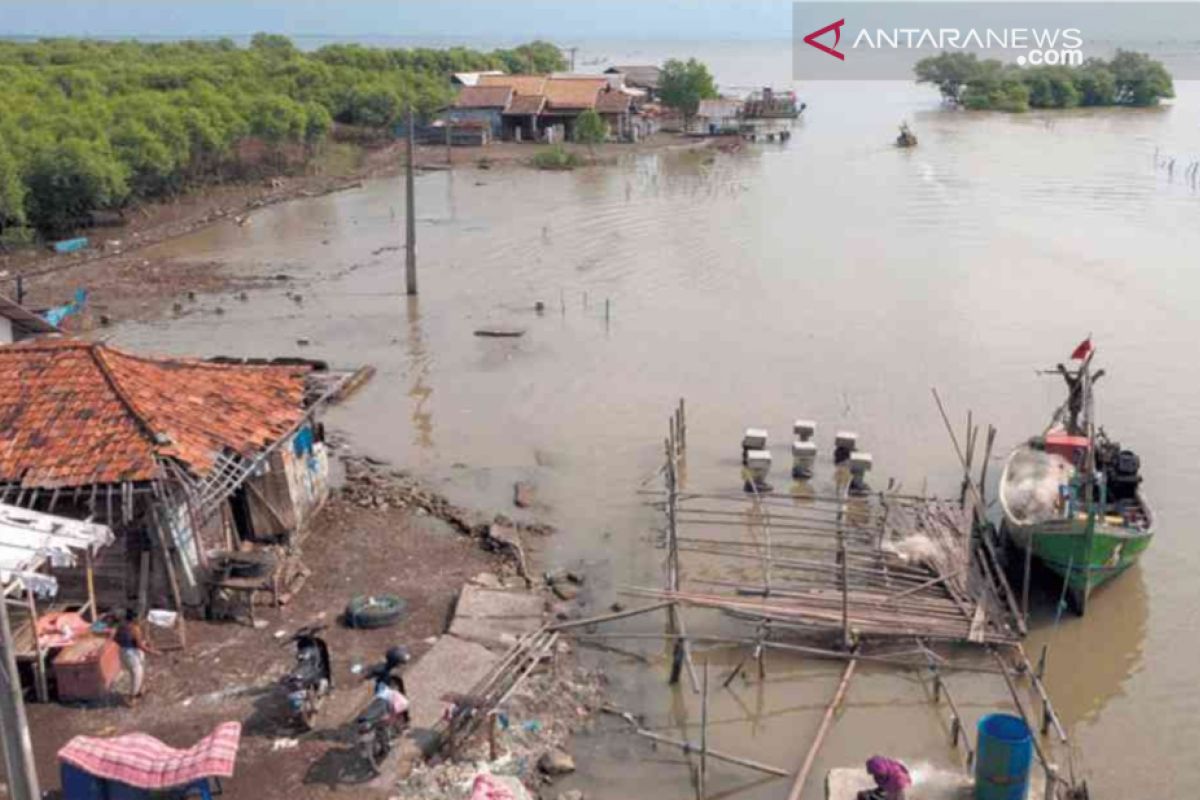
[274,629,288,639]
[252,619,268,629]
[350,662,364,675]
[271,738,299,751]
[146,609,178,628]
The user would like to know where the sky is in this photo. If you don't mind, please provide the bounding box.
[0,0,795,40]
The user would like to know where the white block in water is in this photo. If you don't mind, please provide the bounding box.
[849,452,873,472]
[743,428,768,450]
[793,419,816,440]
[835,431,858,450]
[792,440,818,463]
[746,449,772,475]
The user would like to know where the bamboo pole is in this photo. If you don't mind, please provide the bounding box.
[699,659,709,799]
[786,658,858,800]
[548,601,674,631]
[634,730,789,778]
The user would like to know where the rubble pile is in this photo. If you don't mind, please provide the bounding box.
[394,659,604,800]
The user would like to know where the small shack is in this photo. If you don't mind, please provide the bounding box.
[0,338,359,644]
[445,86,513,139]
[695,98,744,135]
[604,65,662,101]
[0,293,59,344]
[1,504,114,701]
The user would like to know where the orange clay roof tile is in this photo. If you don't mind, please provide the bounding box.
[0,338,311,489]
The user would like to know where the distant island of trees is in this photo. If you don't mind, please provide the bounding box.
[0,35,566,238]
[914,50,1174,112]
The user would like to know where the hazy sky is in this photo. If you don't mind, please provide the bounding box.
[0,1,795,40]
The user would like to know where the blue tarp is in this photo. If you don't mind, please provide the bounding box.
[53,237,89,254]
[43,288,88,327]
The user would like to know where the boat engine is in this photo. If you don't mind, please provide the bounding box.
[1100,442,1142,503]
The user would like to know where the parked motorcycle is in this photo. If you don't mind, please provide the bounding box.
[356,646,411,774]
[279,625,332,730]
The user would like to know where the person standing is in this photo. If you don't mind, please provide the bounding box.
[115,610,158,706]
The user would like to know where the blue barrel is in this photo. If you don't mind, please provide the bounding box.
[974,713,1033,800]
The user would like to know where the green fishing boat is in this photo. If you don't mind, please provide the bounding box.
[998,341,1154,615]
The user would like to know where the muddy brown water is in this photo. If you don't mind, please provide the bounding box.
[107,42,1200,798]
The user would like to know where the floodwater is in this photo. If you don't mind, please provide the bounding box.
[112,41,1200,798]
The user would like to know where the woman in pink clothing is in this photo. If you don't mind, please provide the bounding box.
[857,755,912,800]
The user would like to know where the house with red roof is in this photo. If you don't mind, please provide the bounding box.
[0,338,360,619]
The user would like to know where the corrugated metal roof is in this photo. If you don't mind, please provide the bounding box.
[0,293,58,335]
[454,86,513,109]
[605,65,662,89]
[0,503,114,595]
[698,99,744,119]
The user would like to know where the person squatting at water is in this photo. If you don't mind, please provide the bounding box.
[856,755,912,800]
[115,609,159,706]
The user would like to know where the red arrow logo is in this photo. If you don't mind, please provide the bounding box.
[804,18,846,60]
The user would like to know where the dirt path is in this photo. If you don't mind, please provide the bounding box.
[21,466,510,800]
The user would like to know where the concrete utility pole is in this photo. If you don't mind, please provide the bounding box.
[405,108,418,296]
[0,592,40,800]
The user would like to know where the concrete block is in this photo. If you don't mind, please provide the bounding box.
[455,585,545,620]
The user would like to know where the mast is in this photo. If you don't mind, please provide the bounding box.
[1080,348,1097,613]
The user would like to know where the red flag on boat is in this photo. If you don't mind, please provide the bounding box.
[1070,337,1093,360]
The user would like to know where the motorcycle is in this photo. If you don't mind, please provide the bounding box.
[279,625,333,730]
[356,646,411,774]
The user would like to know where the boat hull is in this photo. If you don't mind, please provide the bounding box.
[1004,519,1152,601]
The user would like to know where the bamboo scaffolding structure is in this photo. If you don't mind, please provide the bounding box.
[785,657,857,800]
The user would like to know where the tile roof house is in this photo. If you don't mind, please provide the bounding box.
[447,86,514,140]
[0,338,356,616]
[453,86,514,110]
[478,74,549,96]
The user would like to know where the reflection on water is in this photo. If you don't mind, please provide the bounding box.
[1026,562,1148,726]
[110,48,1200,796]
[404,296,435,452]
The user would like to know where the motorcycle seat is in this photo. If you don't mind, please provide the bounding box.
[357,697,392,725]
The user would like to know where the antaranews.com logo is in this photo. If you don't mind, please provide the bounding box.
[792,2,1200,80]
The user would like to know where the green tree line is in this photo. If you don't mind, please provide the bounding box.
[0,35,565,237]
[915,50,1173,113]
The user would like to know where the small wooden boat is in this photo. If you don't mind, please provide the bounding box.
[998,341,1153,614]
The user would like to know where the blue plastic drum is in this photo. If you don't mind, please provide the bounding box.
[974,713,1033,800]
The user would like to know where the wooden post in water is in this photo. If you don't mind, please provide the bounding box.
[405,108,418,296]
[837,485,851,651]
[1022,535,1034,622]
[699,659,709,799]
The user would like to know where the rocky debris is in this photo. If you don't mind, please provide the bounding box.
[551,583,579,602]
[514,481,536,509]
[393,664,603,799]
[538,749,576,776]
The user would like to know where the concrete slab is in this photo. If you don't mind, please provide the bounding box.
[448,616,536,650]
[455,585,546,620]
[449,585,545,650]
[826,767,1044,800]
[404,635,500,732]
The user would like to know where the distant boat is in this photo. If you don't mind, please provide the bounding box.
[998,339,1154,615]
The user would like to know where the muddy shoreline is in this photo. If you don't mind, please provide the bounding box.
[3,132,718,329]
